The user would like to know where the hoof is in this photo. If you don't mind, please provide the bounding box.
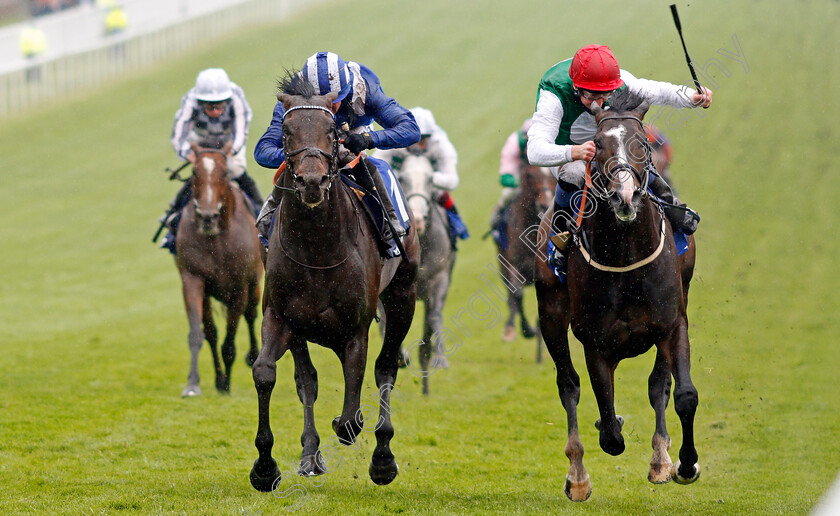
[250,458,281,492]
[245,349,258,367]
[181,384,202,397]
[502,325,516,342]
[430,354,449,370]
[215,375,230,393]
[332,416,359,446]
[369,459,399,485]
[594,415,624,431]
[564,475,591,502]
[521,322,537,339]
[672,461,700,484]
[648,464,673,484]
[299,454,327,477]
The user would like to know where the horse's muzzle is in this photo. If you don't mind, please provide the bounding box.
[296,174,330,209]
[609,190,640,223]
[194,201,222,235]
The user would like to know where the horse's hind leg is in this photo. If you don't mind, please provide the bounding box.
[244,280,260,367]
[250,306,291,492]
[370,273,417,485]
[515,290,537,339]
[536,280,590,501]
[180,271,207,397]
[664,321,700,484]
[290,339,327,477]
[648,348,674,484]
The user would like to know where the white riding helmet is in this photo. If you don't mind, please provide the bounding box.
[194,68,232,102]
[410,107,437,138]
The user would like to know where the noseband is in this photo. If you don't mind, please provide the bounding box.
[280,104,340,189]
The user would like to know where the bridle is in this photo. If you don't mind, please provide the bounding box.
[593,114,654,197]
[280,104,340,191]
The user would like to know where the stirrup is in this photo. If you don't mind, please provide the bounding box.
[550,231,571,251]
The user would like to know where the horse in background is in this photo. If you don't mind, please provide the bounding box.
[249,76,420,491]
[494,164,555,345]
[395,154,456,396]
[175,141,263,397]
[534,89,699,501]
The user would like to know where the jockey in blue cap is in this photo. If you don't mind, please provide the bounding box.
[254,51,421,249]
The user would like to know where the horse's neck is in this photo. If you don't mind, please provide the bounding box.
[584,199,662,261]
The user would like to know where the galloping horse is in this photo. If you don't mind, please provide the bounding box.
[396,154,456,395]
[534,90,700,501]
[249,76,420,491]
[495,164,555,342]
[175,141,263,397]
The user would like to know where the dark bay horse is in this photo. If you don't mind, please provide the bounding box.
[534,90,699,501]
[495,164,555,342]
[175,141,263,397]
[396,154,456,395]
[249,77,420,491]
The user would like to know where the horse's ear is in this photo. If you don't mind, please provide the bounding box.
[633,100,651,120]
[324,91,338,107]
[591,102,606,122]
[277,92,294,109]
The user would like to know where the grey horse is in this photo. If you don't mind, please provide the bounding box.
[393,154,457,395]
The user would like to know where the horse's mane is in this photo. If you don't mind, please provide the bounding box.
[277,68,317,98]
[607,88,647,114]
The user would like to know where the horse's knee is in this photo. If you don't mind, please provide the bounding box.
[188,329,204,349]
[252,359,276,390]
[674,385,698,417]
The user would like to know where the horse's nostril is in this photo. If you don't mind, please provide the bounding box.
[319,175,330,187]
[294,176,305,188]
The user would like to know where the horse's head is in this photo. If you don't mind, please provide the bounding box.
[520,165,555,219]
[398,154,435,236]
[590,90,652,223]
[277,73,339,209]
[190,140,233,235]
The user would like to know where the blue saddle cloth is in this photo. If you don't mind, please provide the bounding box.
[490,205,509,251]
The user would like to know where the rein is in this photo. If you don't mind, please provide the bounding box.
[272,196,354,270]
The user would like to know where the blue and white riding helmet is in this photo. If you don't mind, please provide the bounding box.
[300,51,354,103]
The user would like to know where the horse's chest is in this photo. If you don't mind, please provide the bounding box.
[571,276,681,353]
[273,272,372,336]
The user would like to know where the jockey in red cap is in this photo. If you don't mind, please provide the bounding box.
[527,44,713,275]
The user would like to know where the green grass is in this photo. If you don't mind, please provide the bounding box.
[1,0,839,514]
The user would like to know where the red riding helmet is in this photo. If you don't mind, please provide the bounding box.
[569,44,624,92]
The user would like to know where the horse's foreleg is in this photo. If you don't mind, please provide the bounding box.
[201,296,222,387]
[249,306,290,492]
[515,289,537,339]
[427,272,451,373]
[290,339,326,477]
[648,348,674,484]
[664,320,700,484]
[244,279,261,367]
[585,353,625,457]
[219,298,244,393]
[332,330,368,446]
[180,272,205,397]
[537,281,590,501]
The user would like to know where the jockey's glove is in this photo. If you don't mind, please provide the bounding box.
[500,173,519,188]
[345,133,374,155]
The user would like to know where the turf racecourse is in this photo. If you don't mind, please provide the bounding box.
[1,0,838,514]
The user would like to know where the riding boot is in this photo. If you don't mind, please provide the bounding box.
[233,171,264,205]
[649,170,700,235]
[255,187,281,243]
[548,184,578,273]
[354,158,405,239]
[436,191,469,242]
